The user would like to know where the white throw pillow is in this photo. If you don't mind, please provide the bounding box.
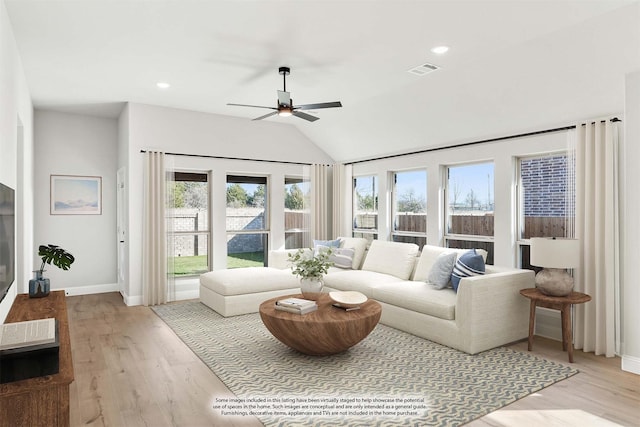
[427,252,457,289]
[361,240,419,280]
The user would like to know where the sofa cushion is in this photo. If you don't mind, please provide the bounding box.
[373,281,457,320]
[338,237,369,269]
[451,249,486,291]
[200,267,298,296]
[361,240,419,280]
[427,252,457,289]
[323,269,405,298]
[413,246,458,281]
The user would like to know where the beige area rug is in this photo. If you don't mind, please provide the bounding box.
[152,301,578,427]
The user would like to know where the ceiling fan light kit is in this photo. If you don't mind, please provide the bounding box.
[227,66,342,122]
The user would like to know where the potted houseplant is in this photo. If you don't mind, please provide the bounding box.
[29,244,75,298]
[288,247,334,300]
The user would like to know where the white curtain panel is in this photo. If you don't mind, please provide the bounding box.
[310,164,329,241]
[332,163,353,238]
[573,119,620,357]
[142,151,169,306]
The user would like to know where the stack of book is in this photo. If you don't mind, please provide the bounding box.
[275,297,318,315]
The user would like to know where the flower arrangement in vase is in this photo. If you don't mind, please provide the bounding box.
[288,247,334,300]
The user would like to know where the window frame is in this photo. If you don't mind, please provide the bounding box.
[284,175,310,249]
[515,151,574,269]
[352,174,379,241]
[225,174,270,267]
[168,170,211,277]
[391,168,427,249]
[443,161,495,263]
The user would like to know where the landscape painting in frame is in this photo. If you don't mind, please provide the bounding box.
[50,175,102,215]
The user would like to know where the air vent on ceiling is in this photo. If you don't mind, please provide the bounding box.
[407,62,440,76]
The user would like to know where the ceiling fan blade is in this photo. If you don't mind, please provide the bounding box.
[277,90,291,107]
[292,111,319,122]
[252,111,279,121]
[295,101,342,110]
[227,103,277,110]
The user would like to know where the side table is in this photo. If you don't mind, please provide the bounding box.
[519,288,591,363]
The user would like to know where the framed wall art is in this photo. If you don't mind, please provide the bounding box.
[50,175,102,215]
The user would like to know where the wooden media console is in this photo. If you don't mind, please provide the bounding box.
[0,291,73,426]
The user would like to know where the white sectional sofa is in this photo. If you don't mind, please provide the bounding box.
[199,237,534,354]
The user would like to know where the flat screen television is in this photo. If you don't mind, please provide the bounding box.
[0,182,15,303]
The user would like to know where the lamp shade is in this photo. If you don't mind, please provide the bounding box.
[530,237,579,269]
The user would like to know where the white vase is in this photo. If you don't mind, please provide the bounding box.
[300,277,323,300]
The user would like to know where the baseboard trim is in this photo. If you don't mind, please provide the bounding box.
[122,292,142,306]
[622,354,640,375]
[117,291,196,306]
[57,283,119,297]
[175,289,199,301]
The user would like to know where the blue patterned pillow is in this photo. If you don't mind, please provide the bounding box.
[451,249,486,292]
[313,239,341,256]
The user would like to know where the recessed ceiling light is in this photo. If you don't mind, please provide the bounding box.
[431,46,449,54]
[156,82,170,89]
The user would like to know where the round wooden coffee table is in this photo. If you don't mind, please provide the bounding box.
[259,293,381,356]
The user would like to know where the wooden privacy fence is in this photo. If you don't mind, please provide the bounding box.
[285,211,570,239]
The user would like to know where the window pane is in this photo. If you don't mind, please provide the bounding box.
[393,170,427,250]
[447,163,494,236]
[170,234,209,276]
[520,155,574,239]
[168,172,210,276]
[392,235,426,248]
[446,239,494,265]
[285,178,310,249]
[352,232,377,243]
[353,175,378,231]
[227,233,267,268]
[226,177,267,231]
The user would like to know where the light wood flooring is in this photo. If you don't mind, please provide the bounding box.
[67,292,639,426]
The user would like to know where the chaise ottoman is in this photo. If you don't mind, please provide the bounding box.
[199,267,300,317]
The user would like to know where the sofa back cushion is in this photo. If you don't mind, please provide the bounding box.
[361,240,419,280]
[338,237,369,270]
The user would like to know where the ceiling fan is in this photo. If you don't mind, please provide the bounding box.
[227,66,342,122]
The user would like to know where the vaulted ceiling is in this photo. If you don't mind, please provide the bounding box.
[5,0,640,162]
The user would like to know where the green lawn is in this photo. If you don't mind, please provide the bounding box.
[171,252,264,275]
[226,251,265,269]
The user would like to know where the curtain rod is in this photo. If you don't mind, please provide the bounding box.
[139,150,312,166]
[345,117,621,166]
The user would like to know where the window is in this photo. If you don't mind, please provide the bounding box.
[445,162,494,264]
[352,175,378,242]
[226,175,269,268]
[168,172,210,276]
[284,177,310,249]
[392,169,427,249]
[517,153,574,269]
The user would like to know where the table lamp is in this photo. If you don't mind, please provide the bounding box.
[530,237,580,296]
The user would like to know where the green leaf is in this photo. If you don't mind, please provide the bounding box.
[38,244,75,272]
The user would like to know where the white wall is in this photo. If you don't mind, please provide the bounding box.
[0,0,33,322]
[119,103,333,305]
[33,110,118,295]
[622,71,640,375]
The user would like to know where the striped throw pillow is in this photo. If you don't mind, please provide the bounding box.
[451,249,486,291]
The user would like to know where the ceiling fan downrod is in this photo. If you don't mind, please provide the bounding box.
[279,66,290,92]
